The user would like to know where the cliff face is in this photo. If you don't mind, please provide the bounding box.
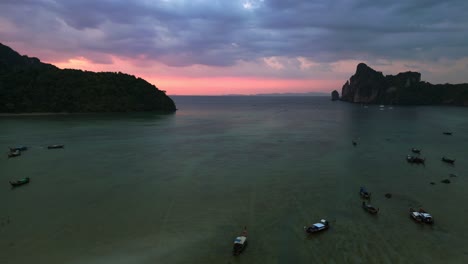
[340,63,468,106]
[341,63,387,103]
[331,90,340,101]
[0,43,176,113]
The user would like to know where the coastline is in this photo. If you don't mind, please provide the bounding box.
[0,112,72,117]
[0,110,176,117]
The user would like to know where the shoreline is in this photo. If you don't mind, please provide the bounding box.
[0,112,72,117]
[0,110,176,117]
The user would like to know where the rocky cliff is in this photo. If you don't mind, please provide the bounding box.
[331,90,339,101]
[340,63,468,106]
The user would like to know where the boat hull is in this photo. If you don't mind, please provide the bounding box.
[233,241,247,256]
[304,220,330,234]
[10,178,30,187]
[8,151,21,158]
[362,202,379,214]
[48,145,64,149]
[304,226,329,234]
[359,187,371,199]
[442,157,455,164]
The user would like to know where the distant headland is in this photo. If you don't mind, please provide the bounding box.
[0,43,176,113]
[332,63,468,106]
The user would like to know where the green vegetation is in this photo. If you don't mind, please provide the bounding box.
[395,82,468,105]
[0,43,176,113]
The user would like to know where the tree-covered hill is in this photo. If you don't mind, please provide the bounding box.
[340,63,468,106]
[0,43,176,113]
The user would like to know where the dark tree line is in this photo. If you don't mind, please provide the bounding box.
[0,43,176,113]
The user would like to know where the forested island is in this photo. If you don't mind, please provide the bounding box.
[335,63,468,106]
[0,43,176,113]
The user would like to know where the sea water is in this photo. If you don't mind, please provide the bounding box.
[1,96,468,263]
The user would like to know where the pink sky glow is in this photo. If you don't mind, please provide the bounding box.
[48,54,346,95]
[7,42,468,96]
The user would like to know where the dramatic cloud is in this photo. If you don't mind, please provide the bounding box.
[1,0,468,94]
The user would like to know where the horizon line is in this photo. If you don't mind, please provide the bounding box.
[168,92,331,96]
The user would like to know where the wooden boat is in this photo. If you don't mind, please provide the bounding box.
[406,155,425,164]
[8,150,21,158]
[233,227,248,256]
[359,187,371,199]
[304,219,329,234]
[47,144,64,149]
[9,146,28,151]
[409,208,423,223]
[441,156,455,164]
[10,177,30,187]
[410,208,434,224]
[418,208,434,224]
[443,132,452,135]
[362,201,379,214]
[411,148,421,154]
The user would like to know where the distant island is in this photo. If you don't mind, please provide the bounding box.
[0,43,176,113]
[333,63,468,106]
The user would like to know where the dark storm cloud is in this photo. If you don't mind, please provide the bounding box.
[1,0,468,67]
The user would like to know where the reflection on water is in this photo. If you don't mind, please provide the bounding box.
[1,96,468,263]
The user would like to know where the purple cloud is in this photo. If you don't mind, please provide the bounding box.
[1,0,468,68]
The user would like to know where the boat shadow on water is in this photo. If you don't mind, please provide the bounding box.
[303,229,330,240]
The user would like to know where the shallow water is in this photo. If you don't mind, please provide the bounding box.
[1,96,468,263]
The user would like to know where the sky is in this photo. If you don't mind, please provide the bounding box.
[1,0,468,95]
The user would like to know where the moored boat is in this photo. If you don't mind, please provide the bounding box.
[443,132,453,135]
[10,177,30,187]
[410,208,434,224]
[233,226,248,256]
[411,148,421,154]
[304,219,329,234]
[362,201,379,214]
[47,144,64,149]
[410,208,423,223]
[407,155,425,164]
[359,187,371,199]
[9,146,28,151]
[418,208,434,224]
[441,156,455,164]
[8,149,21,158]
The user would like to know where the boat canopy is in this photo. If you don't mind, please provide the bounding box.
[234,236,246,244]
[313,223,325,228]
[421,213,432,218]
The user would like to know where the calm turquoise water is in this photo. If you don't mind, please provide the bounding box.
[1,96,468,264]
